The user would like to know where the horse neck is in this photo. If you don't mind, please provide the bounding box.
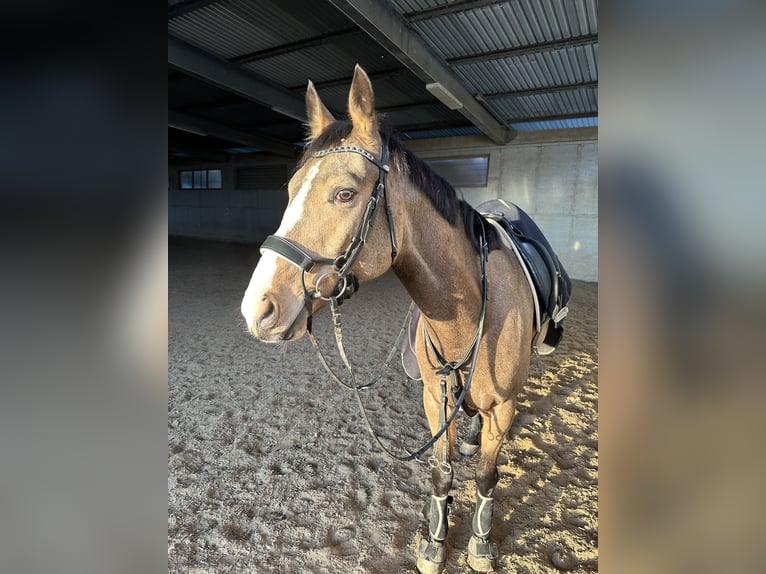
[391,180,483,357]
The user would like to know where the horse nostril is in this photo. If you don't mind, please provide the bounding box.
[254,295,277,329]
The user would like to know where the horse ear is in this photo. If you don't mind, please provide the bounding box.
[305,80,335,142]
[348,64,378,146]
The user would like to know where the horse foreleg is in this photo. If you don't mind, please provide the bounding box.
[467,400,516,572]
[459,413,482,456]
[417,385,455,574]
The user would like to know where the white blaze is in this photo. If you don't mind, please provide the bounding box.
[274,162,320,237]
[241,161,321,329]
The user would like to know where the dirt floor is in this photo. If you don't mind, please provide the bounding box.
[168,238,598,573]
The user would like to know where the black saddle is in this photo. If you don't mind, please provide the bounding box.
[477,199,571,355]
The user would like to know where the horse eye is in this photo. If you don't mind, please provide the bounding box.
[334,189,355,202]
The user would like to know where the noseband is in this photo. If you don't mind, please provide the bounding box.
[259,140,398,307]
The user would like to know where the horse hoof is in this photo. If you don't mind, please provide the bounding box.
[417,538,446,574]
[459,440,480,456]
[467,535,498,572]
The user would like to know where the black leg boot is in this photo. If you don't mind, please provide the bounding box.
[467,490,498,572]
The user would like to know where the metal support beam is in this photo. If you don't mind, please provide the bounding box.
[327,0,513,144]
[231,28,363,65]
[287,67,407,92]
[168,35,308,122]
[168,0,223,20]
[504,112,598,124]
[484,81,598,101]
[405,0,505,22]
[448,34,599,66]
[169,127,231,163]
[379,82,597,113]
[397,111,598,133]
[169,111,298,157]
[396,119,474,133]
[168,145,228,163]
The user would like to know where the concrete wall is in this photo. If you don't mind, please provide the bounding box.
[168,156,293,244]
[168,127,597,280]
[404,128,598,281]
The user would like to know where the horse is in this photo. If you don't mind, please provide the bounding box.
[241,65,544,573]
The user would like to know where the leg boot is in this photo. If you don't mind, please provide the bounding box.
[467,490,498,572]
[417,493,450,574]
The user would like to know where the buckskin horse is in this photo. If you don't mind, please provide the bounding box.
[241,65,570,573]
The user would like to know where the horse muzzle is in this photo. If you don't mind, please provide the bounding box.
[243,290,309,343]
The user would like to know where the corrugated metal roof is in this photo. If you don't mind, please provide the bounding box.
[390,0,449,14]
[390,0,598,130]
[168,0,599,161]
[487,85,597,120]
[410,0,598,59]
[242,38,396,90]
[169,0,350,60]
[455,44,598,93]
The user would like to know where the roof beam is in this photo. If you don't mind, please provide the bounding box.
[168,0,222,20]
[177,95,247,113]
[231,28,363,65]
[168,35,308,122]
[484,81,598,100]
[168,143,228,163]
[326,0,513,144]
[397,112,598,134]
[378,82,597,113]
[396,119,474,133]
[405,0,505,22]
[169,110,298,157]
[448,33,599,66]
[504,112,598,124]
[287,67,407,92]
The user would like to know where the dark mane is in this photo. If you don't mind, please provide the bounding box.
[297,120,499,253]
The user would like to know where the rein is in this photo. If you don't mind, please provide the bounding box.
[329,221,489,464]
[260,139,490,463]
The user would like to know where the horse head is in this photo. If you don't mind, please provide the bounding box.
[241,65,397,342]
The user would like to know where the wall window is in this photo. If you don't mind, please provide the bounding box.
[179,169,222,190]
[424,155,489,187]
[179,171,193,189]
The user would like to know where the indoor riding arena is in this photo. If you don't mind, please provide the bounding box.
[168,1,598,572]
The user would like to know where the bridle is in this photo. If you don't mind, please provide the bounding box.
[259,141,397,307]
[258,138,490,464]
